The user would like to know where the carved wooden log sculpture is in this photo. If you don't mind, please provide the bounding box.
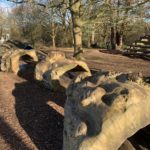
[35,51,91,91]
[0,49,38,73]
[63,72,150,150]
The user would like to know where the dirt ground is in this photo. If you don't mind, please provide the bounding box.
[49,48,150,76]
[0,49,150,150]
[0,72,65,150]
[84,50,150,76]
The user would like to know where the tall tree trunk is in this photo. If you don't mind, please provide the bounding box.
[52,36,56,48]
[88,34,91,48]
[0,27,2,37]
[116,31,123,50]
[111,28,123,51]
[111,26,116,50]
[91,30,95,45]
[115,0,123,51]
[51,22,56,48]
[69,0,83,58]
[91,24,95,45]
[72,15,82,56]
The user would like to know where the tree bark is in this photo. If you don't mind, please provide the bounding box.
[88,34,91,48]
[91,24,95,45]
[69,0,83,58]
[116,30,123,50]
[111,26,116,50]
[115,0,123,51]
[91,30,95,45]
[52,36,56,48]
[0,27,2,37]
[51,22,56,48]
[111,28,123,51]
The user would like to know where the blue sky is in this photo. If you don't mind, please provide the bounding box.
[0,0,14,9]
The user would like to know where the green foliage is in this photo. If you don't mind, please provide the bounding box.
[5,0,150,50]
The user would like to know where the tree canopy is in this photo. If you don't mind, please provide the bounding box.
[0,0,149,54]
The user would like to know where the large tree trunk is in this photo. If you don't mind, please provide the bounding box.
[62,12,68,46]
[111,26,116,50]
[72,15,82,57]
[111,27,123,51]
[116,30,123,50]
[69,0,83,58]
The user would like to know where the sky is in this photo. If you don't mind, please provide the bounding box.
[0,0,14,9]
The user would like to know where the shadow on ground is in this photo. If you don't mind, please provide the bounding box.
[0,117,31,150]
[12,80,66,150]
